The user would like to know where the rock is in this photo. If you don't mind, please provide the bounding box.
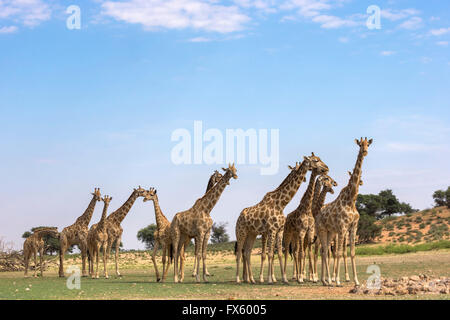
[409,275,420,281]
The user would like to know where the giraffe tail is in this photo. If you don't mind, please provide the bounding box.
[234,241,237,255]
[169,244,173,263]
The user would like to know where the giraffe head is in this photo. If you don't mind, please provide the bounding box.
[134,185,147,197]
[320,175,338,194]
[102,195,113,205]
[355,137,373,156]
[143,187,158,203]
[304,152,329,174]
[348,171,363,186]
[211,170,223,184]
[222,163,238,180]
[91,188,102,201]
[288,162,307,181]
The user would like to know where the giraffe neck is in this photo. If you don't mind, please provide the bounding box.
[195,171,232,213]
[311,179,323,216]
[267,161,309,210]
[98,203,109,229]
[296,170,319,215]
[341,148,365,206]
[152,196,169,230]
[107,191,139,225]
[313,186,330,217]
[75,195,98,227]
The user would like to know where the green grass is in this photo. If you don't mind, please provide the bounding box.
[356,240,450,256]
[1,249,449,300]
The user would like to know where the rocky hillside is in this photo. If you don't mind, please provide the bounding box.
[376,206,450,244]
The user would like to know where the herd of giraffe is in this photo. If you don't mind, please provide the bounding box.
[23,137,372,288]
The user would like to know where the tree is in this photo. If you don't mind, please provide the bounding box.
[356,189,416,243]
[210,222,229,244]
[22,226,65,255]
[433,187,450,208]
[357,213,382,244]
[137,224,157,249]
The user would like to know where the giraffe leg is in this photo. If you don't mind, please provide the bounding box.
[276,230,288,284]
[334,232,346,286]
[297,231,306,283]
[114,237,122,277]
[306,235,314,282]
[102,242,109,279]
[194,235,203,283]
[343,234,350,282]
[161,244,168,282]
[349,224,360,286]
[204,230,211,277]
[172,229,181,283]
[39,247,44,277]
[312,242,318,283]
[95,242,101,279]
[318,230,331,286]
[201,232,210,282]
[331,235,338,282]
[33,249,38,278]
[266,231,276,284]
[292,238,299,281]
[235,233,246,284]
[243,234,256,284]
[80,241,89,277]
[180,237,189,281]
[152,241,160,282]
[24,250,30,277]
[258,234,266,283]
[58,236,67,277]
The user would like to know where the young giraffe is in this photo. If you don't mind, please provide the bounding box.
[87,195,113,279]
[23,227,59,277]
[59,188,101,277]
[284,174,336,281]
[171,163,237,283]
[187,170,223,278]
[104,186,148,277]
[142,187,172,282]
[316,137,372,286]
[283,159,329,283]
[330,172,364,283]
[235,154,328,284]
[308,175,338,282]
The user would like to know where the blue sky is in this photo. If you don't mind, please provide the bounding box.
[0,0,449,250]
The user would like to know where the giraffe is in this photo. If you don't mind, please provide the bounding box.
[171,163,237,283]
[316,137,372,286]
[308,175,338,282]
[23,227,59,277]
[330,172,364,283]
[59,188,101,277]
[283,158,329,283]
[284,174,335,281]
[235,154,329,284]
[87,195,113,279]
[252,165,305,284]
[142,187,172,282]
[188,170,223,278]
[104,186,148,277]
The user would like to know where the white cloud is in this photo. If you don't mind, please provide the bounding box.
[0,0,51,27]
[233,0,277,13]
[430,27,450,36]
[0,25,18,34]
[187,36,213,42]
[398,16,423,30]
[381,8,420,21]
[338,36,348,43]
[421,57,432,64]
[311,14,358,29]
[436,41,448,46]
[380,50,396,56]
[101,0,250,33]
